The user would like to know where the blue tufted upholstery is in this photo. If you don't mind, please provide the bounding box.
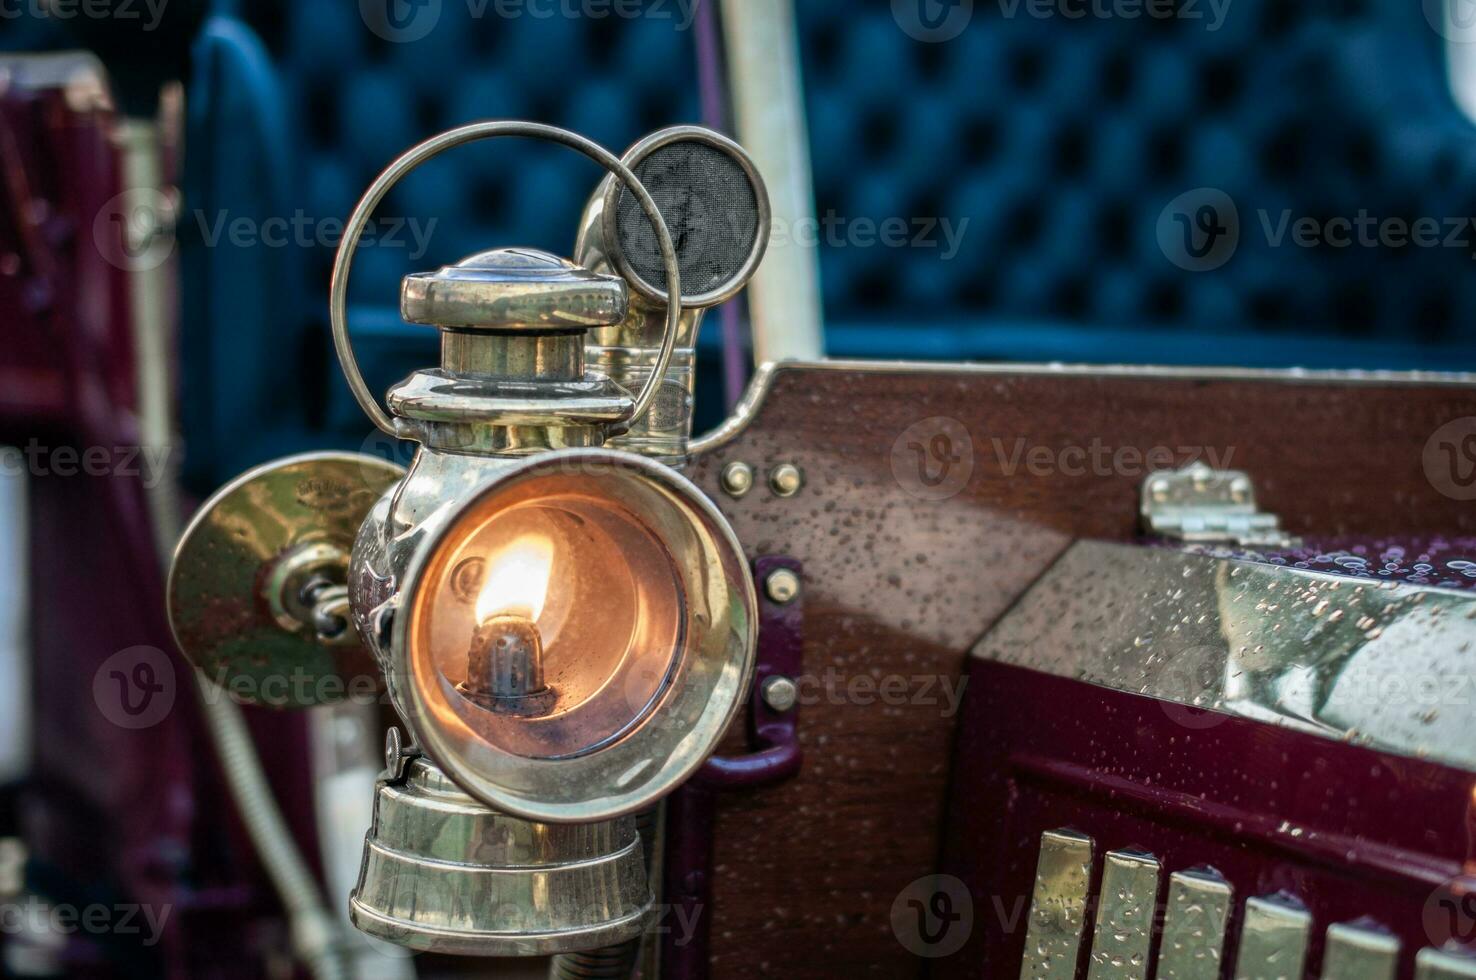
[179,0,701,485]
[16,0,1476,484]
[180,0,1476,483]
[800,0,1476,365]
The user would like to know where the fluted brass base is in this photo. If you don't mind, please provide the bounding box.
[350,758,651,956]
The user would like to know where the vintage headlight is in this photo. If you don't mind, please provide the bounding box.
[383,450,755,822]
[168,121,772,959]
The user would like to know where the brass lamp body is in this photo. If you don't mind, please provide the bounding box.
[342,241,756,954]
[167,123,768,962]
[346,244,757,821]
[335,125,762,958]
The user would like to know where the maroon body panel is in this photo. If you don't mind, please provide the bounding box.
[939,659,1476,979]
[0,59,321,977]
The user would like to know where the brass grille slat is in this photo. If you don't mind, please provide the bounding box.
[1157,868,1233,980]
[1085,850,1160,980]
[1233,895,1311,980]
[1320,922,1399,980]
[1416,948,1476,979]
[1019,829,1095,980]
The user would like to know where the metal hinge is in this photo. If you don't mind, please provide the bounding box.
[1140,462,1297,548]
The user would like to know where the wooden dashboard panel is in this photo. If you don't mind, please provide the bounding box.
[683,360,1476,978]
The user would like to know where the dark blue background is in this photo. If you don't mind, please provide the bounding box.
[7,0,1474,487]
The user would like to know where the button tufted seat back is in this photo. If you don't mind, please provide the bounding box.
[180,0,700,484]
[30,0,1472,484]
[800,0,1476,366]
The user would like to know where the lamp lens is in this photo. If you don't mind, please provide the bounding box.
[411,471,687,760]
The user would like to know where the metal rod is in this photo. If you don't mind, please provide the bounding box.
[694,0,751,409]
[719,0,825,364]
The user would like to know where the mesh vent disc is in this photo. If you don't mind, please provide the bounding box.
[612,138,762,302]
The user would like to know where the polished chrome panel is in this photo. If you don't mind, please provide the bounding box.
[972,540,1476,773]
[385,247,643,452]
[1416,948,1476,979]
[1157,868,1233,980]
[1020,829,1095,980]
[370,760,632,864]
[1233,896,1310,980]
[440,332,583,382]
[1320,922,1399,980]
[384,367,630,454]
[582,345,696,461]
[1085,850,1160,980]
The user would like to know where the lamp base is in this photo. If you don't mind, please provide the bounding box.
[350,757,651,957]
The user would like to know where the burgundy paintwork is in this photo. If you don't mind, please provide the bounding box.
[938,658,1476,979]
[0,71,124,429]
[0,63,322,977]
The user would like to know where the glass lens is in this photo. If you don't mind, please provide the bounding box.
[410,471,685,760]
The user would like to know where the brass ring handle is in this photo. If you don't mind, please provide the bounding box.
[328,121,682,439]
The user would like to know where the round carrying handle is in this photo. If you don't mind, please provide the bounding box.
[329,121,682,439]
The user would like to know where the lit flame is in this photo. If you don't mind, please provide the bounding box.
[474,534,554,623]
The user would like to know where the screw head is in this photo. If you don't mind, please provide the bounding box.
[721,461,754,498]
[765,568,801,604]
[385,727,404,773]
[769,463,803,497]
[760,675,799,713]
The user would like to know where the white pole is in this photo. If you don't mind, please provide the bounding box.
[720,0,826,363]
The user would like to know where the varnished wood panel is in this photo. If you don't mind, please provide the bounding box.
[685,361,1476,979]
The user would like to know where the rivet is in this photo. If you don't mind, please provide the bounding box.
[760,675,799,713]
[765,568,800,604]
[720,461,754,498]
[769,463,803,497]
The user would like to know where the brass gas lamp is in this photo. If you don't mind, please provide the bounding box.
[166,120,769,957]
